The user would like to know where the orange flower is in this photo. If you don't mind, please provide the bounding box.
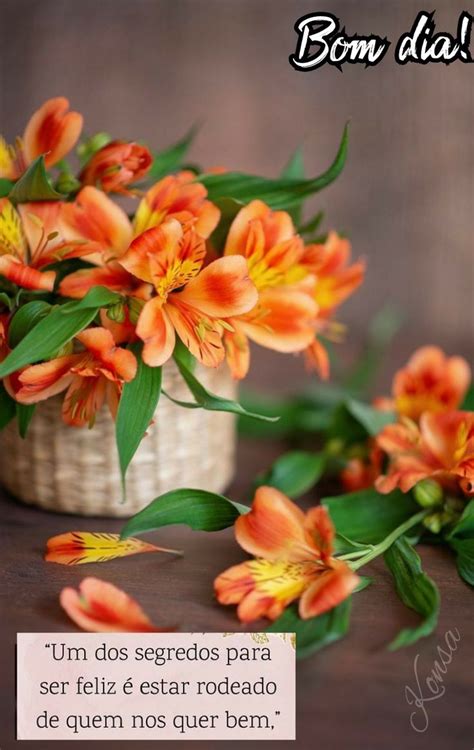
[299,232,365,316]
[133,171,220,239]
[80,140,152,195]
[390,346,471,421]
[214,486,359,623]
[12,327,137,427]
[118,219,258,367]
[222,200,319,379]
[341,443,383,492]
[60,577,172,632]
[23,96,83,169]
[376,411,474,496]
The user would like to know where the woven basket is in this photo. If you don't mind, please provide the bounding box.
[0,362,237,517]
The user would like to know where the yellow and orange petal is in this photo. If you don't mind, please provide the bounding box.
[46,531,174,565]
[0,255,56,291]
[23,97,83,168]
[75,327,137,382]
[392,346,471,420]
[59,263,139,299]
[298,560,359,619]
[134,171,220,239]
[235,486,316,563]
[224,324,250,380]
[238,287,318,353]
[59,577,170,632]
[225,200,296,258]
[136,297,176,367]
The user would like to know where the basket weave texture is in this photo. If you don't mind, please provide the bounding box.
[0,362,237,517]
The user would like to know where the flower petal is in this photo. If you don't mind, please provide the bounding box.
[62,375,108,427]
[14,355,79,404]
[0,198,28,260]
[120,219,187,287]
[59,263,137,299]
[304,506,335,563]
[224,325,250,380]
[0,255,55,291]
[298,560,359,619]
[60,186,133,260]
[23,97,83,168]
[46,531,176,565]
[136,297,176,367]
[76,327,137,382]
[175,255,258,317]
[165,297,225,368]
[225,200,295,256]
[235,486,316,563]
[59,577,169,632]
[240,288,317,353]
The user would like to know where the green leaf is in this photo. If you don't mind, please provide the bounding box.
[115,345,162,492]
[323,487,419,545]
[0,292,13,311]
[0,287,121,378]
[298,210,324,237]
[173,349,278,423]
[461,386,474,411]
[344,398,396,436]
[255,451,326,498]
[0,384,16,430]
[8,300,52,347]
[446,501,474,585]
[199,124,348,209]
[148,126,198,180]
[121,488,248,538]
[209,197,244,252]
[16,403,36,438]
[280,147,305,225]
[9,156,62,202]
[267,599,351,659]
[0,178,14,198]
[384,536,440,650]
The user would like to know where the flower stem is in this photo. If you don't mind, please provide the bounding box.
[350,510,428,571]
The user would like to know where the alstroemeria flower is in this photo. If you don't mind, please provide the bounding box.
[383,346,471,422]
[222,200,319,379]
[299,232,365,315]
[12,327,137,427]
[0,97,83,179]
[60,577,172,632]
[80,140,153,195]
[118,219,258,367]
[133,171,220,239]
[340,442,384,493]
[376,411,474,497]
[214,486,359,622]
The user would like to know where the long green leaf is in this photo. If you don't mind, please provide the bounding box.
[0,178,14,198]
[121,488,248,538]
[148,126,198,180]
[16,403,36,438]
[0,287,121,377]
[255,451,326,498]
[199,124,348,209]
[384,536,440,650]
[267,599,351,659]
[0,384,16,430]
[173,350,278,423]
[9,155,62,202]
[115,345,162,492]
[8,300,52,347]
[323,488,419,545]
[446,501,474,585]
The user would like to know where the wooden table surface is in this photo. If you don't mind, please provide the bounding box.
[1,430,472,750]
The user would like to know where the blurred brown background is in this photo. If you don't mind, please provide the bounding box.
[1,0,472,388]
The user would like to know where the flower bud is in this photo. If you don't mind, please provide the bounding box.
[77,132,113,162]
[414,479,443,508]
[325,438,345,457]
[107,301,126,324]
[55,171,81,195]
[423,512,442,534]
[80,140,152,194]
[128,297,145,324]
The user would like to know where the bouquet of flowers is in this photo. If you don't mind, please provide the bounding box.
[0,97,363,496]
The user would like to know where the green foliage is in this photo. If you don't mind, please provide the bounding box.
[384,536,440,649]
[267,599,352,659]
[254,450,327,498]
[0,287,122,378]
[115,344,162,495]
[323,487,419,545]
[16,403,36,438]
[0,384,16,430]
[199,124,348,209]
[446,500,474,585]
[9,156,61,202]
[121,488,248,538]
[148,126,198,181]
[173,348,278,422]
[8,300,52,347]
